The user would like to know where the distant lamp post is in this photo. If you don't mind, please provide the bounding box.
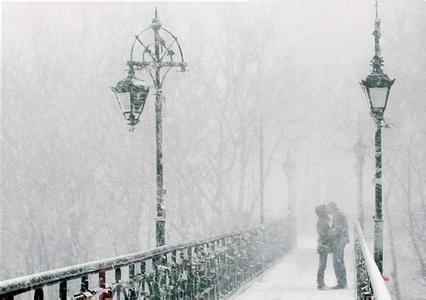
[354,137,366,230]
[111,9,186,247]
[360,0,395,274]
[259,118,265,224]
[282,150,296,247]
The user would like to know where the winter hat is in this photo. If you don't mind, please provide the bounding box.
[315,204,327,216]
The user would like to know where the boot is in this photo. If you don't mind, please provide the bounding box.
[317,283,328,290]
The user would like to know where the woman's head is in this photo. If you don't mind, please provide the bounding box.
[315,204,327,216]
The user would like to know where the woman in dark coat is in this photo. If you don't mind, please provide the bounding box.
[316,204,331,289]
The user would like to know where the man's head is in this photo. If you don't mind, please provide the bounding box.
[326,201,338,214]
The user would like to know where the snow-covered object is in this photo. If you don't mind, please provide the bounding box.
[0,224,283,297]
[355,223,392,300]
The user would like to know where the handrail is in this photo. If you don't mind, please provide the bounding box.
[0,221,292,299]
[355,222,391,300]
[0,230,242,295]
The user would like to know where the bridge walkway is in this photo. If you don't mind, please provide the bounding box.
[231,236,355,300]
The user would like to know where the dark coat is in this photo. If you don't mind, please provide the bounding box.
[330,210,349,247]
[317,214,331,253]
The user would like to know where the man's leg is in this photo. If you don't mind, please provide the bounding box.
[317,252,328,288]
[333,245,347,287]
[338,246,347,287]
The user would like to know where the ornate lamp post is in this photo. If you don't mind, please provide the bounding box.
[112,9,187,247]
[360,0,395,273]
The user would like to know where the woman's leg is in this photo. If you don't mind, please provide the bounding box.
[317,251,328,288]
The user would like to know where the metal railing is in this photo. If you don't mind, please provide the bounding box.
[354,222,391,300]
[0,222,291,299]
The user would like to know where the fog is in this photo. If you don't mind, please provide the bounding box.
[1,0,425,298]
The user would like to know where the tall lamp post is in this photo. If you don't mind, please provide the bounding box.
[111,9,187,247]
[360,0,395,273]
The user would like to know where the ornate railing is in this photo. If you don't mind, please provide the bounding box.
[0,222,290,299]
[354,223,391,300]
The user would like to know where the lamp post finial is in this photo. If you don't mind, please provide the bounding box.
[375,0,379,18]
[371,0,383,73]
[151,7,162,30]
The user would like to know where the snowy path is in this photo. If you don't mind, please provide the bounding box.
[231,236,355,300]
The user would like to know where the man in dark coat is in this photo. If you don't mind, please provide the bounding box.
[316,204,331,289]
[327,201,349,289]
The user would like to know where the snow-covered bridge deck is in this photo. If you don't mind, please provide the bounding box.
[232,236,355,300]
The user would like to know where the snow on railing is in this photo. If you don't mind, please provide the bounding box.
[354,222,391,300]
[0,222,291,300]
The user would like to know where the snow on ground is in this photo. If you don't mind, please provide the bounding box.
[231,236,355,300]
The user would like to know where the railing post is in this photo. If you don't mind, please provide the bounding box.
[221,238,227,296]
[152,255,161,299]
[127,265,135,300]
[115,267,122,300]
[162,254,168,298]
[99,271,113,300]
[140,261,146,299]
[34,288,43,300]
[210,241,217,300]
[188,247,194,299]
[171,250,177,299]
[59,281,67,300]
[178,251,187,299]
[81,275,89,292]
[194,245,200,298]
[129,264,135,279]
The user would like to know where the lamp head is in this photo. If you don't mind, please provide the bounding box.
[361,72,395,119]
[111,72,150,127]
[360,0,395,121]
